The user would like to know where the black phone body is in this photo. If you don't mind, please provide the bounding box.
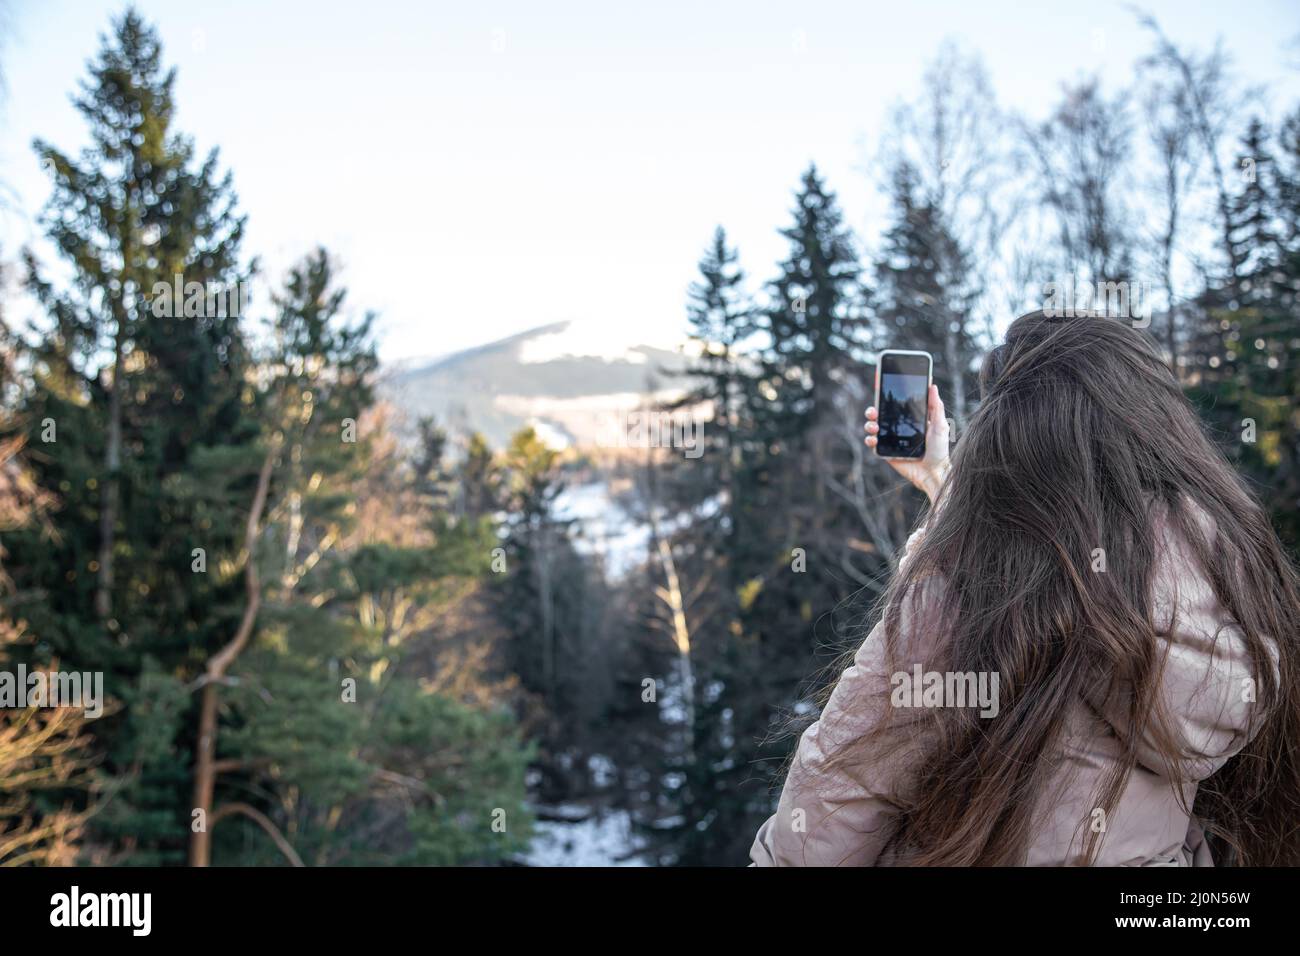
[874,350,933,460]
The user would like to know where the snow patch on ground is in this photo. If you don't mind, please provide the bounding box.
[554,480,648,579]
[524,808,648,867]
[553,481,724,582]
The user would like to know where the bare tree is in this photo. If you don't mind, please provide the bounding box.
[822,380,917,595]
[876,43,1020,422]
[1140,64,1202,372]
[0,438,95,867]
[0,677,95,867]
[1136,12,1257,286]
[1020,80,1136,286]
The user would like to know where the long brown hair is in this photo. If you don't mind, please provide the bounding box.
[838,310,1300,865]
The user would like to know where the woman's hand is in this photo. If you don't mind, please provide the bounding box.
[864,383,951,505]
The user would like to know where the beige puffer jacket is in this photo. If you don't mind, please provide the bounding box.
[751,508,1268,866]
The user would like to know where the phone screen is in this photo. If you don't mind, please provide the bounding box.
[876,353,930,459]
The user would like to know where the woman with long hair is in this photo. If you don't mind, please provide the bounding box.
[751,310,1300,866]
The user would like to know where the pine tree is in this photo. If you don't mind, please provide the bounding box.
[10,9,255,863]
[1186,113,1300,553]
[684,227,756,445]
[644,171,881,865]
[761,165,868,437]
[27,9,250,629]
[635,228,760,863]
[874,160,983,423]
[492,427,612,802]
[199,252,533,865]
[496,429,576,703]
[187,248,375,865]
[456,432,501,521]
[678,226,760,587]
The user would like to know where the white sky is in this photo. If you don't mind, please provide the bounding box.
[3,0,1299,362]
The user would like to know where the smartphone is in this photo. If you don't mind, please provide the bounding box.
[873,350,933,459]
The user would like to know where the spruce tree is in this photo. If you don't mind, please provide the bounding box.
[762,165,868,436]
[202,252,532,865]
[874,160,982,423]
[11,10,255,862]
[684,227,755,446]
[1186,113,1300,553]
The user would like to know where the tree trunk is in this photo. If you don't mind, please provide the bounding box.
[189,440,277,867]
[944,312,967,425]
[94,331,124,621]
[651,508,695,761]
[536,526,555,698]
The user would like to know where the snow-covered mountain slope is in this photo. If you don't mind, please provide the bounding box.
[381,320,696,448]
